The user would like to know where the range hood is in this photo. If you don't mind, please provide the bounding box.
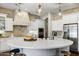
[13,11,30,26]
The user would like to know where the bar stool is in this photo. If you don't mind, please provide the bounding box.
[0,49,26,56]
[61,51,71,56]
[10,48,20,56]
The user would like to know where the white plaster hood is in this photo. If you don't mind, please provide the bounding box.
[13,11,30,26]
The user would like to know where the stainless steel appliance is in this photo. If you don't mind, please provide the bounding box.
[38,28,44,38]
[63,23,78,51]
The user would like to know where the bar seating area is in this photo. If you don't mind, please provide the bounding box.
[0,49,26,56]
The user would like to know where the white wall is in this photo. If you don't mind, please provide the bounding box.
[28,19,44,31]
[27,19,45,36]
[52,19,63,31]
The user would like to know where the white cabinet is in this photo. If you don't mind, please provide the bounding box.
[52,19,63,31]
[0,13,13,31]
[28,19,44,31]
[63,13,78,24]
[5,18,13,31]
[0,38,10,52]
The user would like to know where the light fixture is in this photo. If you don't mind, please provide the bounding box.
[15,3,29,16]
[15,3,22,16]
[58,9,62,16]
[58,3,62,16]
[15,3,30,17]
[38,3,42,15]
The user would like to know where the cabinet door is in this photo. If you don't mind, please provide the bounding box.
[63,13,77,24]
[52,19,63,31]
[5,18,13,31]
[0,38,10,52]
[0,16,5,30]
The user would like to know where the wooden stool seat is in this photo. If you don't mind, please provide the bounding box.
[0,52,26,56]
[61,51,71,56]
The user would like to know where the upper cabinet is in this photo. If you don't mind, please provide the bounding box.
[28,19,44,31]
[5,18,13,31]
[0,13,13,31]
[0,16,5,30]
[0,13,7,30]
[52,19,63,31]
[63,13,78,24]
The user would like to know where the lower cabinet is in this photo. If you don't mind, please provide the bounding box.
[0,38,10,52]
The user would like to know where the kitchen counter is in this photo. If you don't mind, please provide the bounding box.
[7,37,73,56]
[0,36,9,38]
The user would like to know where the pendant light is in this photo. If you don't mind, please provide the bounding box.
[58,3,62,16]
[15,3,29,17]
[58,8,62,16]
[15,3,22,16]
[38,3,42,16]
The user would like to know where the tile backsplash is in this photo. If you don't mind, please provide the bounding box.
[52,31,63,38]
[13,25,28,37]
[1,25,28,37]
[1,27,64,38]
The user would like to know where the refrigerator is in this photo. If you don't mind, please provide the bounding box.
[63,23,78,51]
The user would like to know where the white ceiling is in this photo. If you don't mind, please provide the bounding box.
[0,3,79,16]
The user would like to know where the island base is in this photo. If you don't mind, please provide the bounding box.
[23,49,57,56]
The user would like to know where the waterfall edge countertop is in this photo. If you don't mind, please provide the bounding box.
[7,37,73,50]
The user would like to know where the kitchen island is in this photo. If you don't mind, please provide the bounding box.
[7,37,73,56]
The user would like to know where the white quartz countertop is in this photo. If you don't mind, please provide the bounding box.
[7,37,73,49]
